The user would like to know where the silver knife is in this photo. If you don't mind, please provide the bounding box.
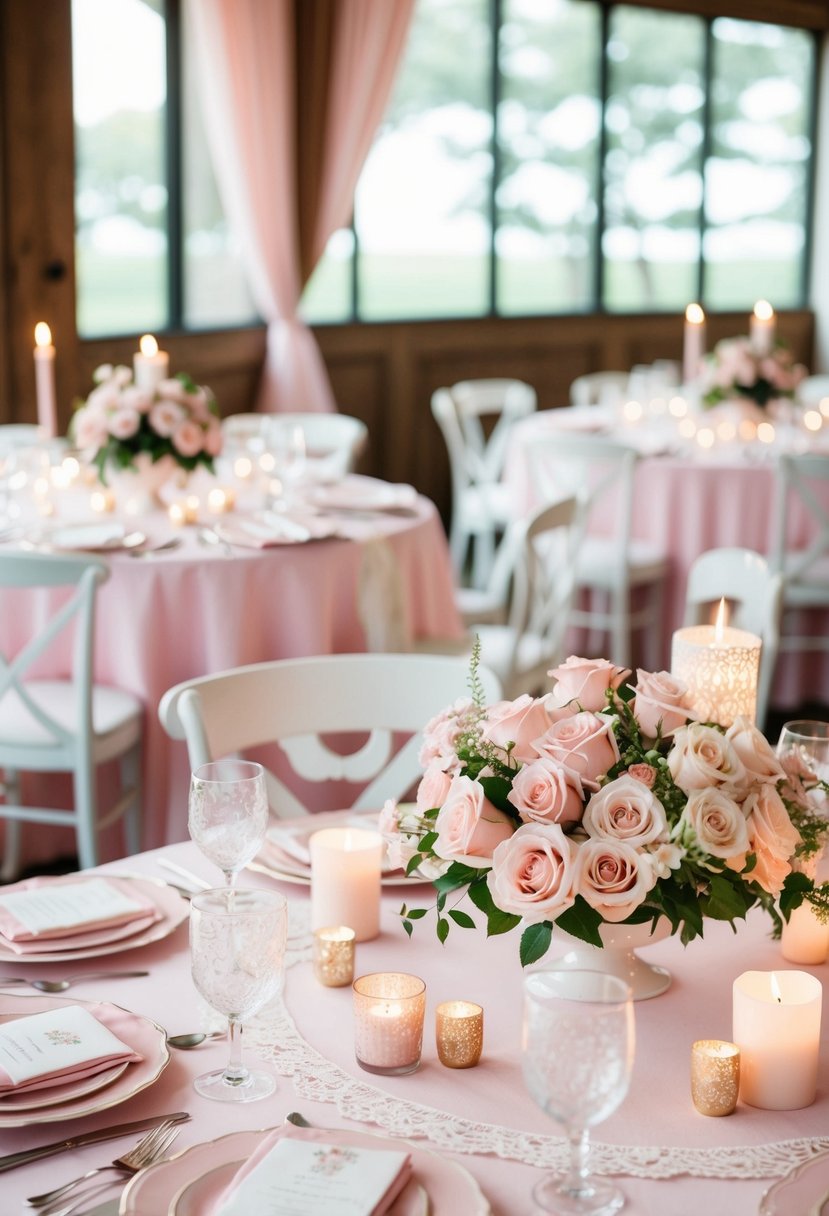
[0,1110,190,1172]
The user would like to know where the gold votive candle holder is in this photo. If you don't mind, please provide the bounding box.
[436,1000,484,1069]
[312,925,355,988]
[691,1039,740,1116]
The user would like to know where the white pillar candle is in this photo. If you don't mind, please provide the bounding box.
[732,970,822,1109]
[683,303,706,385]
[781,902,829,965]
[33,322,57,439]
[133,334,169,392]
[671,600,760,727]
[750,300,775,356]
[310,828,383,942]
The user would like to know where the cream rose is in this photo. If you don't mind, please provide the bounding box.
[533,711,620,786]
[486,824,576,924]
[416,762,453,814]
[418,698,475,771]
[679,788,749,862]
[725,718,785,784]
[574,838,657,922]
[432,775,515,861]
[547,656,630,713]
[582,775,668,847]
[633,670,693,738]
[507,758,584,829]
[481,695,554,764]
[744,784,802,896]
[667,724,749,793]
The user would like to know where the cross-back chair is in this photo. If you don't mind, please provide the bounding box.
[769,452,829,668]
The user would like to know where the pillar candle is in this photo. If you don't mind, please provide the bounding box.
[133,334,169,392]
[732,970,822,1109]
[33,322,57,438]
[683,303,706,385]
[781,901,829,965]
[310,828,383,942]
[671,600,760,727]
[750,300,775,356]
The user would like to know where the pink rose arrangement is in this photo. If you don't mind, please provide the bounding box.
[71,364,222,482]
[700,335,806,409]
[384,650,829,965]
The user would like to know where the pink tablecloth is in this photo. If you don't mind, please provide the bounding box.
[0,841,826,1216]
[0,496,463,863]
[504,410,829,704]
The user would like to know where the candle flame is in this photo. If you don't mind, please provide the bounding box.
[34,322,52,347]
[753,299,774,321]
[139,333,159,358]
[714,597,728,642]
[685,303,705,325]
[771,972,783,1003]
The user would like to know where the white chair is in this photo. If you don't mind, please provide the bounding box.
[0,424,48,451]
[431,379,536,592]
[569,372,629,408]
[795,375,829,410]
[769,452,829,666]
[158,654,502,819]
[683,547,783,728]
[527,435,669,669]
[0,552,143,878]
[222,411,367,478]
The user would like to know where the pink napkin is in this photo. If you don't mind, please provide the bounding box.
[0,1005,142,1094]
[212,1123,413,1216]
[0,876,160,954]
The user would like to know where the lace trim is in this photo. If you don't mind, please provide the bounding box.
[245,912,829,1181]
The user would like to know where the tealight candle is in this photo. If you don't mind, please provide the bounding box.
[732,970,822,1109]
[353,972,426,1075]
[33,322,57,438]
[671,599,760,727]
[90,488,115,514]
[168,501,187,527]
[313,925,356,988]
[690,1040,740,1117]
[133,333,169,392]
[207,486,235,514]
[436,1000,484,1069]
[683,303,706,384]
[781,901,829,965]
[750,300,775,356]
[310,828,383,942]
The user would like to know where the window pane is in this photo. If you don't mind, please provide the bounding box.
[299,229,354,325]
[604,6,705,312]
[181,0,258,329]
[356,0,492,321]
[704,19,813,310]
[497,0,601,316]
[73,0,167,337]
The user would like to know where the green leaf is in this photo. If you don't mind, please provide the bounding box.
[780,870,812,917]
[520,922,553,966]
[448,909,476,928]
[466,879,521,935]
[436,917,450,944]
[554,897,603,948]
[478,774,515,814]
[419,831,438,854]
[402,920,413,938]
[406,907,428,920]
[702,873,751,922]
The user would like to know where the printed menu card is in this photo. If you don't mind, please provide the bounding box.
[0,1005,141,1093]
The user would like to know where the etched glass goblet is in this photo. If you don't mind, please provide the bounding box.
[776,720,829,810]
[523,969,635,1215]
[188,759,269,887]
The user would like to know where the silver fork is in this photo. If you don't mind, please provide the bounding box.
[27,1119,182,1209]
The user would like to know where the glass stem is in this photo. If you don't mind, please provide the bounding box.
[222,1018,247,1086]
[564,1124,591,1197]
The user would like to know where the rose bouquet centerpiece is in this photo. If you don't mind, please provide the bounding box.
[71,363,222,486]
[381,650,829,966]
[699,336,807,409]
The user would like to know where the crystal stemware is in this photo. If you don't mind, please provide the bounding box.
[776,720,829,806]
[523,969,635,1215]
[188,759,269,887]
[189,887,287,1102]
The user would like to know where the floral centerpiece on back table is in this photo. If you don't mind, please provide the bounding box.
[699,336,807,410]
[381,649,829,966]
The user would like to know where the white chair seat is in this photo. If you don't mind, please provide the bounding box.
[576,537,669,590]
[456,483,513,529]
[0,681,142,758]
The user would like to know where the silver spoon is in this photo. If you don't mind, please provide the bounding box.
[166,1030,226,1050]
[0,969,149,993]
[129,536,183,558]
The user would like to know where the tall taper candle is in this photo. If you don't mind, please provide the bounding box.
[33,322,57,438]
[683,303,706,385]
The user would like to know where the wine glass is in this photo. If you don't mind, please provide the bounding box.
[776,720,829,813]
[189,886,287,1102]
[188,760,269,887]
[523,969,635,1215]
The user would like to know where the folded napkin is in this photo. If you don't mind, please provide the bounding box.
[303,476,418,513]
[0,1005,142,1095]
[213,1124,412,1216]
[0,877,159,953]
[215,511,340,549]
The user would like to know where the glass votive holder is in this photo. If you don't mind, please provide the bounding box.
[435,1000,483,1069]
[312,925,355,988]
[691,1039,740,1116]
[353,972,426,1076]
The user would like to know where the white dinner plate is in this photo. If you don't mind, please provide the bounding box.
[0,875,187,963]
[122,1125,490,1215]
[27,522,146,552]
[0,992,169,1127]
[0,1059,128,1111]
[759,1150,829,1215]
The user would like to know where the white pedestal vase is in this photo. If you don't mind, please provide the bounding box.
[550,918,672,1001]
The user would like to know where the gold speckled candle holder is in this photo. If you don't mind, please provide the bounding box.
[691,1039,740,1116]
[436,1000,484,1069]
[312,925,356,987]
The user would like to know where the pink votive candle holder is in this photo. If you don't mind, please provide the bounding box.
[353,972,426,1076]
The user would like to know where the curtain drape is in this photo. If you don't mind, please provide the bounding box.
[191,0,415,414]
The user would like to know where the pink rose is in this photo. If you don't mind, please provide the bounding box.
[668,724,749,793]
[633,670,693,738]
[416,762,453,814]
[678,788,749,863]
[418,698,475,772]
[107,409,140,440]
[548,656,630,713]
[507,758,584,829]
[149,400,185,438]
[574,838,657,922]
[582,775,668,847]
[627,763,656,788]
[72,407,108,451]
[204,418,223,457]
[486,823,576,924]
[533,711,620,786]
[433,775,514,861]
[725,718,785,784]
[172,419,205,458]
[744,784,802,896]
[481,695,554,764]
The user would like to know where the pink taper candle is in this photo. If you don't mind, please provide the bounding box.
[33,322,57,438]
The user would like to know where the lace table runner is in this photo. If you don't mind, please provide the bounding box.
[246,909,829,1181]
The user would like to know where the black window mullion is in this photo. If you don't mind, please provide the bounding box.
[165,0,183,329]
[595,2,610,312]
[489,0,501,316]
[801,29,821,304]
[697,19,714,305]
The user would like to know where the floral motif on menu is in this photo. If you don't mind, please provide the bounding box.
[311,1146,359,1177]
[44,1029,82,1046]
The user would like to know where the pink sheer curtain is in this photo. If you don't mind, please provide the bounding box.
[190,0,415,414]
